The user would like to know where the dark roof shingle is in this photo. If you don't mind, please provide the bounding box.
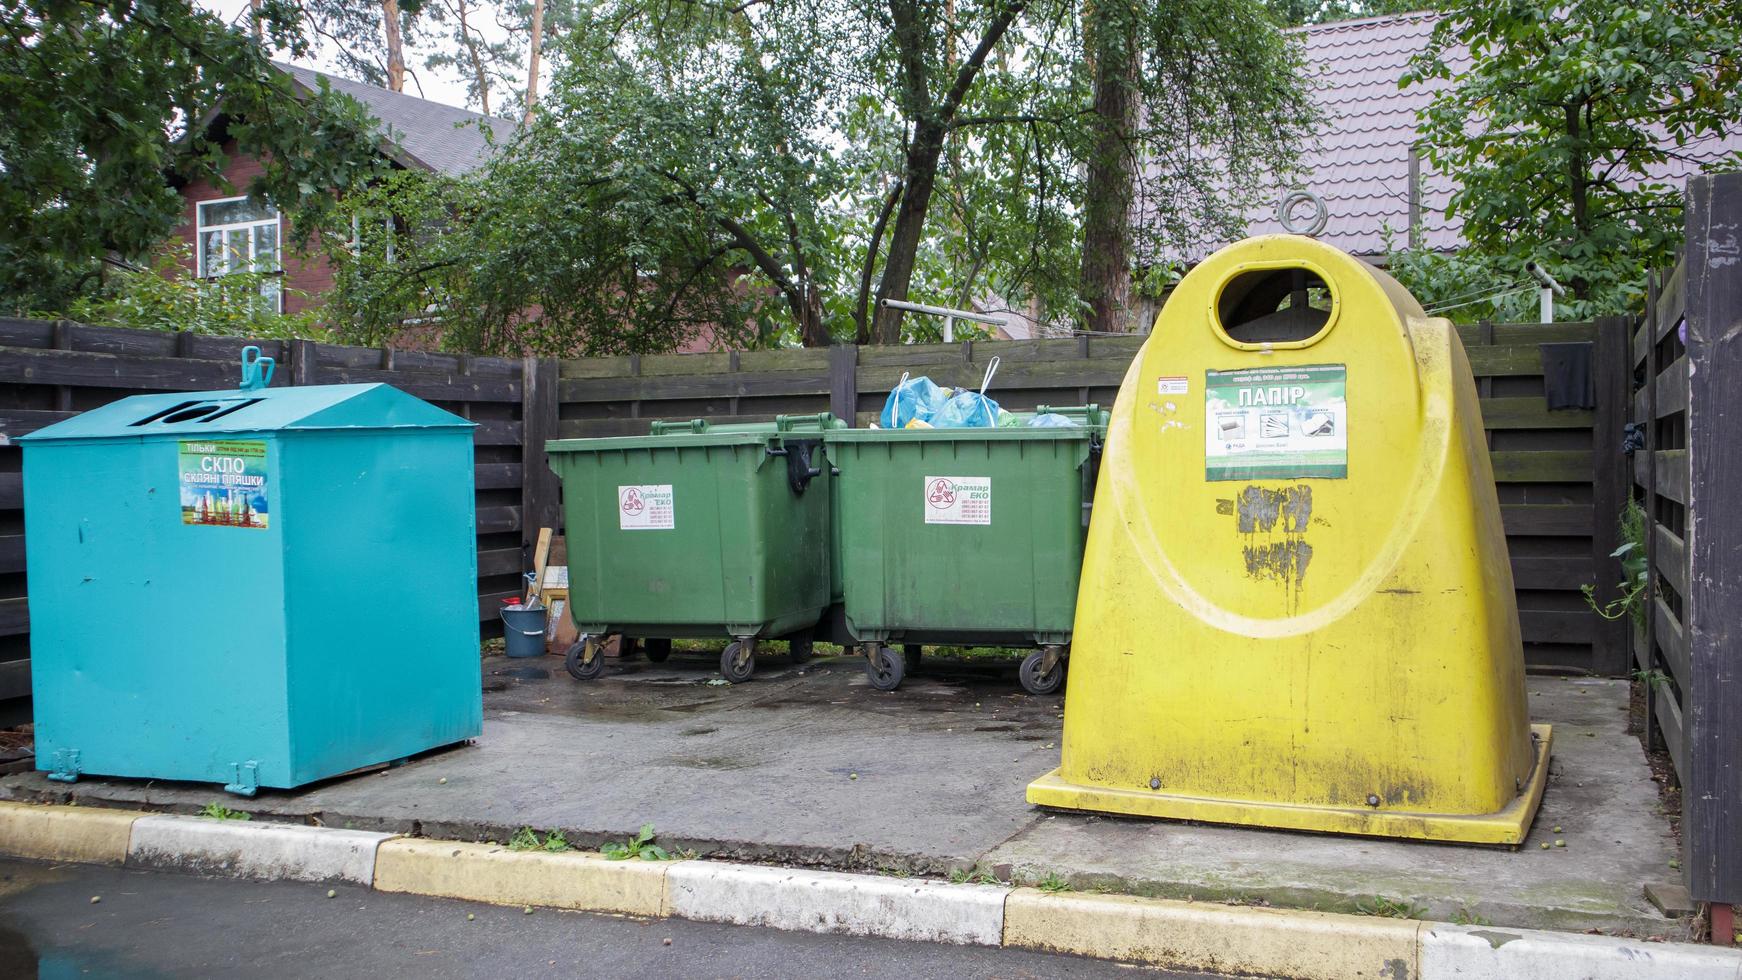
[275,62,512,175]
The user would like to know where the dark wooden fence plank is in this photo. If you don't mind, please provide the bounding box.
[1680,172,1742,905]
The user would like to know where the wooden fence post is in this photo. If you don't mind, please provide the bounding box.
[1588,315,1632,675]
[520,357,561,554]
[287,339,316,387]
[829,343,858,426]
[1681,172,1742,909]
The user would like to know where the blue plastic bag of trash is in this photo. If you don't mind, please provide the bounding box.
[879,373,951,429]
[931,357,1004,429]
[1026,412,1078,428]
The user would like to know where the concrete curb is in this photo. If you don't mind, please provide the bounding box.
[667,861,1007,946]
[0,801,141,865]
[1004,887,1420,980]
[373,837,670,916]
[127,815,391,885]
[0,801,1737,979]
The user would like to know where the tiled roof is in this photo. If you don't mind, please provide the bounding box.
[275,62,512,175]
[1168,11,1742,262]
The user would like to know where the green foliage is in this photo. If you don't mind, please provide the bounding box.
[199,803,252,821]
[1354,895,1424,919]
[1032,872,1071,893]
[64,245,323,340]
[1405,0,1742,319]
[0,0,386,317]
[330,0,1309,352]
[948,864,1000,885]
[1584,499,1650,625]
[1380,228,1538,324]
[1452,906,1491,926]
[1263,0,1416,27]
[506,826,571,852]
[601,823,673,861]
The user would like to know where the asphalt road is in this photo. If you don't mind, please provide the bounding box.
[0,859,1212,979]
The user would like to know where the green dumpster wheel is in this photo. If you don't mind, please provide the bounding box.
[721,639,756,684]
[788,635,814,664]
[644,638,672,663]
[1019,647,1066,696]
[565,636,605,681]
[865,644,904,692]
[902,644,922,675]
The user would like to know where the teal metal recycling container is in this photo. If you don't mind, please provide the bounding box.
[20,348,483,796]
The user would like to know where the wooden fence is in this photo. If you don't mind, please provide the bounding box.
[0,319,561,723]
[1632,172,1742,917]
[558,319,1634,676]
[0,310,1633,721]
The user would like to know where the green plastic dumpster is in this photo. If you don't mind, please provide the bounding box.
[824,406,1105,695]
[546,413,841,682]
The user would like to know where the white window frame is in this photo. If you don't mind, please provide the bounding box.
[196,195,284,313]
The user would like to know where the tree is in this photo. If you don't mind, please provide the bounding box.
[330,0,1310,353]
[1263,0,1414,28]
[0,0,384,315]
[1405,0,1742,318]
[1077,0,1313,333]
[294,0,425,93]
[423,0,523,113]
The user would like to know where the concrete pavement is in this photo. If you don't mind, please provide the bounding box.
[0,650,1685,936]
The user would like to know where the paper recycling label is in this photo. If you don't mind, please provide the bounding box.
[923,475,991,525]
[1204,364,1348,481]
[179,440,270,529]
[618,484,675,530]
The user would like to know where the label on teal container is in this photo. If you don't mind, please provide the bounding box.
[1204,364,1348,481]
[179,439,270,529]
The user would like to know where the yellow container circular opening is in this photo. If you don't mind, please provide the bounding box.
[1209,260,1340,350]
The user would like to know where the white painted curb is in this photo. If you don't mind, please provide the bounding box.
[666,861,1007,946]
[127,815,391,885]
[1419,922,1742,980]
[10,802,1742,979]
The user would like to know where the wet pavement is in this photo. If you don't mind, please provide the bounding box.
[0,858,1191,979]
[0,649,1687,937]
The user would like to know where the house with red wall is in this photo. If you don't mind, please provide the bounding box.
[170,63,511,319]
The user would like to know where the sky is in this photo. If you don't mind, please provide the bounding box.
[199,0,517,112]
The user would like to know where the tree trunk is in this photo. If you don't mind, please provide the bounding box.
[1079,1,1139,333]
[872,123,949,343]
[1564,102,1591,301]
[870,0,1025,344]
[455,0,491,115]
[382,0,405,92]
[524,0,546,122]
[249,0,262,40]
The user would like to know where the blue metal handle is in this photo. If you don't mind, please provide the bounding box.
[239,346,276,392]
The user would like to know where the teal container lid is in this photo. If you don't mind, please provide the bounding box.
[21,347,472,443]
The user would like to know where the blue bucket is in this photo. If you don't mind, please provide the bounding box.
[500,606,547,658]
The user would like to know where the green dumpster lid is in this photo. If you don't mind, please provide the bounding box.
[824,404,1106,442]
[20,382,474,443]
[546,412,842,454]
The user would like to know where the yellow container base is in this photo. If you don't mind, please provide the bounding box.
[1027,724,1552,846]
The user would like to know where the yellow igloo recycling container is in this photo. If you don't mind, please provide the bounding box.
[1027,235,1550,844]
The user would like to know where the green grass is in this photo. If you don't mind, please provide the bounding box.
[949,864,1000,885]
[1355,895,1425,919]
[1035,871,1072,893]
[507,827,575,853]
[198,803,250,821]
